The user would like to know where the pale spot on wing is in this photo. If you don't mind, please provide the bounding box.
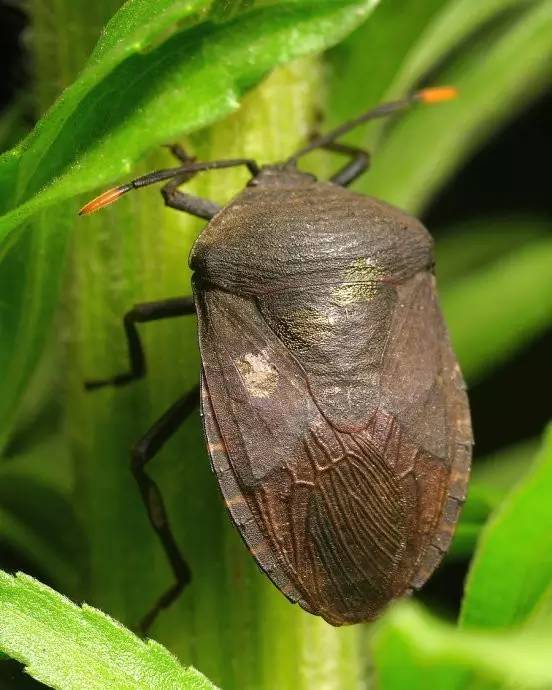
[236,350,279,398]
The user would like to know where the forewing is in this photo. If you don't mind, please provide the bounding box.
[379,271,473,587]
[196,287,427,624]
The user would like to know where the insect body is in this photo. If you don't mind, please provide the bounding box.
[81,87,472,631]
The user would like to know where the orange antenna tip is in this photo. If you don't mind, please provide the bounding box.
[417,86,458,104]
[78,185,131,215]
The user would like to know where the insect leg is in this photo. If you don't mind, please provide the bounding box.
[161,175,221,220]
[163,149,261,218]
[162,147,259,218]
[160,145,223,219]
[323,142,370,187]
[131,385,200,633]
[165,143,194,164]
[85,296,195,390]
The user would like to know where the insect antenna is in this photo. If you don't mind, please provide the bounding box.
[79,158,259,215]
[286,86,457,164]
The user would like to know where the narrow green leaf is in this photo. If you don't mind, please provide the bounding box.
[326,0,445,129]
[461,423,552,628]
[86,0,213,62]
[0,100,29,154]
[442,237,552,382]
[435,217,551,286]
[0,475,81,595]
[449,485,496,560]
[373,600,552,690]
[4,0,213,193]
[366,0,552,213]
[449,523,481,561]
[0,428,81,592]
[373,608,466,690]
[471,437,540,494]
[0,213,72,451]
[0,571,218,690]
[326,0,538,150]
[528,583,552,628]
[0,151,21,215]
[388,0,538,96]
[0,0,378,249]
[450,438,538,560]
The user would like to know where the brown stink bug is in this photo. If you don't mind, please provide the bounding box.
[80,86,472,632]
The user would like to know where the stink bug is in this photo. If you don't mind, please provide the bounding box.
[81,86,472,632]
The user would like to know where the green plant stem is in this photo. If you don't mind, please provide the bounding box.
[27,3,370,689]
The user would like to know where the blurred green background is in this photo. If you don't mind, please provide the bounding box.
[0,1,550,688]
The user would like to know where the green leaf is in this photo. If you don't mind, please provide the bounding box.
[373,600,552,690]
[387,0,539,97]
[0,571,218,690]
[0,476,81,595]
[0,100,29,154]
[366,0,552,213]
[435,217,551,286]
[442,236,552,383]
[449,485,497,560]
[528,583,552,628]
[327,0,535,136]
[461,423,552,628]
[471,437,540,494]
[0,0,378,249]
[0,214,72,451]
[325,0,446,129]
[0,430,81,593]
[450,438,538,560]
[6,0,213,190]
[85,0,213,62]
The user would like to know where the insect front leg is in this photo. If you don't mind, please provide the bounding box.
[85,296,195,390]
[161,175,222,220]
[159,154,258,219]
[159,145,222,219]
[166,143,195,164]
[131,385,200,633]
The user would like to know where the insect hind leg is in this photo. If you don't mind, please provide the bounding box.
[132,385,200,634]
